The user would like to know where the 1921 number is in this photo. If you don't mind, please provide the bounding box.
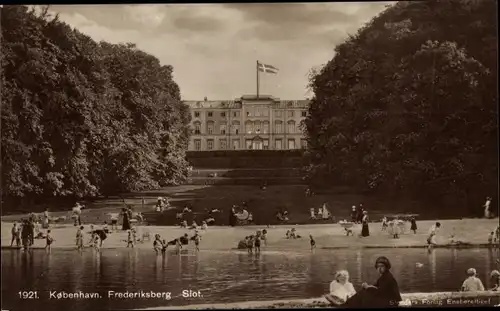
[18,291,39,299]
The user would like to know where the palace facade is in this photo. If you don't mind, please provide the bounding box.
[184,95,310,151]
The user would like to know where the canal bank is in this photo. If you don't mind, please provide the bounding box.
[139,292,500,309]
[2,219,498,251]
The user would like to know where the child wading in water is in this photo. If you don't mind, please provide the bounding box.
[91,232,101,252]
[261,229,268,246]
[254,234,261,253]
[193,231,202,252]
[127,230,134,248]
[153,234,163,255]
[76,226,84,252]
[410,217,418,234]
[175,238,182,255]
[246,236,254,253]
[45,230,55,252]
[310,235,316,250]
[11,223,21,247]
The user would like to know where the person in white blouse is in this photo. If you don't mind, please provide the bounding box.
[461,268,485,292]
[325,270,356,305]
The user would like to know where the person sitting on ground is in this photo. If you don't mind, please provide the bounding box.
[190,221,198,230]
[238,237,248,250]
[285,230,291,239]
[461,268,485,292]
[489,270,500,291]
[201,221,208,230]
[247,212,253,223]
[343,256,402,308]
[325,270,356,306]
[180,220,188,228]
[345,227,354,236]
[310,207,316,220]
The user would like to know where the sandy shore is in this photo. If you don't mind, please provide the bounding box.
[1,218,498,251]
[138,291,500,309]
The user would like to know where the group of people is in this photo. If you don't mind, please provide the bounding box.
[309,202,332,220]
[460,268,500,292]
[323,256,500,308]
[153,231,203,255]
[237,229,267,253]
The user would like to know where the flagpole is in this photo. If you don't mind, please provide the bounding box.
[256,60,260,99]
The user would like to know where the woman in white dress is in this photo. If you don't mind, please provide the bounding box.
[325,270,356,305]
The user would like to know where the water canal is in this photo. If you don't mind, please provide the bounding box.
[2,248,498,310]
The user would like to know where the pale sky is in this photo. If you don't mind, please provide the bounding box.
[49,3,392,100]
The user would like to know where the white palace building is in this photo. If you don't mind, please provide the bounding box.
[184,95,310,151]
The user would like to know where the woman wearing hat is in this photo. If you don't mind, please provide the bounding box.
[490,270,500,291]
[344,256,402,308]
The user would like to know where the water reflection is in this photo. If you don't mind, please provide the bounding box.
[1,248,497,311]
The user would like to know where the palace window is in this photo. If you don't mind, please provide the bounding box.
[288,139,295,149]
[233,111,240,118]
[221,112,226,117]
[219,139,227,150]
[207,111,213,117]
[275,121,283,134]
[194,139,201,151]
[207,121,214,134]
[301,111,307,117]
[220,122,227,135]
[288,110,294,118]
[207,139,214,150]
[194,122,201,135]
[232,139,240,150]
[263,121,270,134]
[232,121,240,134]
[246,139,253,149]
[275,139,282,150]
[245,121,253,134]
[263,139,269,150]
[254,121,261,134]
[287,121,295,133]
[194,111,200,118]
[275,110,283,118]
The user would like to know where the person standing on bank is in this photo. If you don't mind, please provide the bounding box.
[361,211,370,237]
[343,256,402,308]
[121,207,131,231]
[410,217,417,234]
[42,208,50,229]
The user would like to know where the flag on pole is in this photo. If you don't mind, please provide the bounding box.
[258,62,279,74]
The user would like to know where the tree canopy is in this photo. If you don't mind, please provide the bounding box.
[305,0,497,210]
[1,6,191,202]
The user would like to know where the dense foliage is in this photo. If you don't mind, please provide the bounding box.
[305,0,498,209]
[1,6,191,201]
